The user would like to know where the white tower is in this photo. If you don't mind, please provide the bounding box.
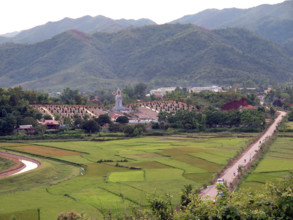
[114,88,125,111]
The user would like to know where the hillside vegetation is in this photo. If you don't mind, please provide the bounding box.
[172,0,293,46]
[0,24,292,91]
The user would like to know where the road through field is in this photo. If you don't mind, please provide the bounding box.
[201,111,287,199]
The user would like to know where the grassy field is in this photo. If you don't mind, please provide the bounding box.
[0,157,16,172]
[240,136,293,192]
[0,134,252,219]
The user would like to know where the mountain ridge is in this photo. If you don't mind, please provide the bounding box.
[0,24,292,91]
[171,0,293,45]
[0,15,156,44]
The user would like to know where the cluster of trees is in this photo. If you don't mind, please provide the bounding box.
[157,108,266,131]
[73,114,144,137]
[0,87,44,135]
[265,86,293,109]
[122,83,148,103]
[60,88,87,105]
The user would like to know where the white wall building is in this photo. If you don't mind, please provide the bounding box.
[149,87,179,97]
[188,86,222,93]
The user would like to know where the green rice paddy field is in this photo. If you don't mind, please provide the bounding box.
[240,136,293,192]
[0,135,252,219]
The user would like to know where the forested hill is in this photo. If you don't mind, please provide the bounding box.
[0,24,293,92]
[171,0,293,46]
[0,15,156,44]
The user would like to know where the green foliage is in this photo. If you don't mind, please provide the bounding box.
[82,120,100,133]
[148,194,174,220]
[96,114,111,126]
[288,107,293,121]
[116,116,129,124]
[60,88,87,105]
[0,87,44,135]
[43,114,52,120]
[240,109,265,129]
[174,173,293,219]
[159,108,265,131]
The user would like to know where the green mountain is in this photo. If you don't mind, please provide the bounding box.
[0,24,292,91]
[0,15,156,44]
[171,0,293,45]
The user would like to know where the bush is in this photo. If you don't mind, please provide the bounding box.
[116,116,129,124]
[43,114,52,120]
[82,120,100,133]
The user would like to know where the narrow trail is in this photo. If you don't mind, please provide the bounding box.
[0,151,41,177]
[200,111,287,199]
[41,106,55,120]
[84,108,98,117]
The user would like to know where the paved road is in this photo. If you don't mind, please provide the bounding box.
[201,111,287,199]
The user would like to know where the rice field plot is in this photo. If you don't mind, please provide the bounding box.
[284,121,293,130]
[240,137,293,192]
[108,170,145,182]
[0,157,16,172]
[0,135,250,219]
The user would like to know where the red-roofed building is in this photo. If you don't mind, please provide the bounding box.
[222,98,248,111]
[41,120,59,130]
[109,112,124,121]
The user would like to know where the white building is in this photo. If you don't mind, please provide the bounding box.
[188,86,222,93]
[150,87,179,97]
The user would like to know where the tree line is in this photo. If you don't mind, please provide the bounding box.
[155,108,268,131]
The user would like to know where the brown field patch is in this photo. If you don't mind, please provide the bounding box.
[11,145,84,157]
[0,143,26,147]
[85,163,130,177]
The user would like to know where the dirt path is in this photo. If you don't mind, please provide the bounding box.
[0,151,41,177]
[200,111,287,199]
[41,106,55,120]
[84,108,98,117]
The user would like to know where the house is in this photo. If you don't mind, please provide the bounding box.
[41,120,59,130]
[109,112,124,121]
[18,125,35,135]
[222,98,248,111]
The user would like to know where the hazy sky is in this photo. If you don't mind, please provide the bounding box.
[0,0,286,35]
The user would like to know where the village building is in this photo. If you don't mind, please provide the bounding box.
[41,120,59,130]
[18,125,35,135]
[189,86,222,93]
[149,87,178,97]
